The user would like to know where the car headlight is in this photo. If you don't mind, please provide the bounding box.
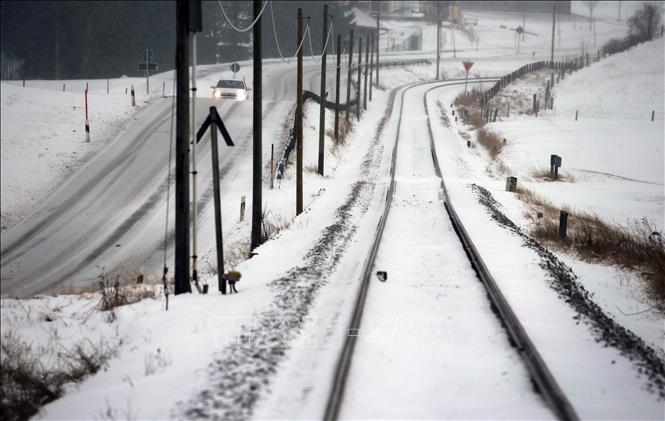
[214,90,221,98]
[237,91,246,100]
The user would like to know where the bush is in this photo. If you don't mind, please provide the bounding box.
[628,3,663,43]
[476,128,504,158]
[601,37,634,56]
[602,4,663,57]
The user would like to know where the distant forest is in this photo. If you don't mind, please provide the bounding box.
[0,1,354,80]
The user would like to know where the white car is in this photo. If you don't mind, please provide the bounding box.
[211,79,249,100]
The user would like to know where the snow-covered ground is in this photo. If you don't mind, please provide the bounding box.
[0,82,146,230]
[2,2,663,419]
[449,38,664,355]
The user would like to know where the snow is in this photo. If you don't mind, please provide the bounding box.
[338,82,551,419]
[428,82,664,418]
[0,82,146,230]
[1,4,664,419]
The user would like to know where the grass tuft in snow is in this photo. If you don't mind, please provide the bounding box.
[97,273,157,316]
[518,187,665,309]
[476,128,504,159]
[1,330,116,421]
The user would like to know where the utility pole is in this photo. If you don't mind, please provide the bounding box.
[550,4,556,88]
[334,34,341,143]
[436,3,441,79]
[345,30,354,125]
[550,4,556,63]
[175,0,191,295]
[363,34,369,110]
[618,1,621,22]
[376,10,380,85]
[318,4,328,177]
[296,8,304,215]
[356,36,361,120]
[369,33,374,101]
[251,0,263,250]
[190,33,198,287]
[522,6,526,41]
[189,0,201,288]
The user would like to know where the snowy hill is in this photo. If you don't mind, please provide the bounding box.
[556,37,665,117]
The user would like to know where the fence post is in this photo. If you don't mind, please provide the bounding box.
[506,176,517,192]
[533,94,537,115]
[559,210,568,239]
[652,110,655,121]
[575,110,578,121]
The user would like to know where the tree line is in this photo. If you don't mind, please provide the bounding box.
[0,1,354,80]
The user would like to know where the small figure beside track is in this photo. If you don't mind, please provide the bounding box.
[224,271,242,294]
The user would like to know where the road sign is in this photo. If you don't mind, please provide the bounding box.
[196,106,235,294]
[516,26,524,35]
[143,49,155,63]
[230,63,240,73]
[138,62,159,71]
[463,60,474,72]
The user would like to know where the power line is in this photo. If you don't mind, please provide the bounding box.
[217,0,267,33]
[306,20,334,63]
[269,2,309,62]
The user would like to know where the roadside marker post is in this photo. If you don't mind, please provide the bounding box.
[550,154,562,179]
[559,211,568,239]
[131,85,136,106]
[84,88,90,142]
[196,106,235,294]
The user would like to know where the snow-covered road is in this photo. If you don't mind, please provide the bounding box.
[0,62,337,297]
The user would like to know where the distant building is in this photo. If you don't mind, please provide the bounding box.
[355,1,571,19]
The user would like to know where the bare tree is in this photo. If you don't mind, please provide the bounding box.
[628,3,663,43]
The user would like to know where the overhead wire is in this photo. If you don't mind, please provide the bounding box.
[217,0,268,33]
[306,19,334,63]
[269,1,290,62]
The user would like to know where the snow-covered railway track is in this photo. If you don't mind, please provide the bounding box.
[324,79,578,420]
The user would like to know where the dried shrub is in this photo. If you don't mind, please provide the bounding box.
[468,113,484,129]
[531,168,576,182]
[518,188,665,309]
[97,273,156,313]
[1,332,115,421]
[453,88,482,107]
[476,128,504,158]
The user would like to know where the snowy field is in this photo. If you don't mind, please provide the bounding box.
[446,38,664,354]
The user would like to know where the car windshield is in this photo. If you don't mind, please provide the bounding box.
[217,80,245,89]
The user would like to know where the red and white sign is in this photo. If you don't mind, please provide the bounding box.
[463,60,474,72]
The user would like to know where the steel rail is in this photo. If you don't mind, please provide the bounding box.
[324,77,579,421]
[323,77,496,421]
[423,83,579,421]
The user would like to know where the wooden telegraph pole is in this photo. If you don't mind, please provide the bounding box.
[334,34,341,143]
[363,34,369,110]
[251,0,263,250]
[175,0,191,294]
[369,33,374,101]
[550,4,556,88]
[345,30,354,125]
[356,36,361,120]
[318,4,328,176]
[436,3,441,79]
[376,10,380,85]
[296,8,304,215]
